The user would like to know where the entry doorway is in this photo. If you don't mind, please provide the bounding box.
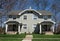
[42,25,51,32]
[8,24,18,31]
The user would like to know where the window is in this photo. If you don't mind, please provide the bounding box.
[48,15,51,18]
[39,15,43,18]
[9,15,16,19]
[24,15,27,20]
[9,15,12,18]
[23,11,33,13]
[43,15,48,20]
[33,15,38,20]
[13,15,16,19]
[23,24,27,29]
[43,15,51,20]
[33,24,36,29]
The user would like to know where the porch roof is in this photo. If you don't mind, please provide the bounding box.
[40,21,54,25]
[6,21,19,25]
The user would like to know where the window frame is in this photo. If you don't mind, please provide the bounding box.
[23,24,27,29]
[32,15,38,20]
[23,15,27,20]
[9,15,12,18]
[13,15,16,19]
[43,15,48,20]
[48,15,51,18]
[33,24,37,29]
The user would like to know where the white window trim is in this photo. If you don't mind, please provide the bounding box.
[32,24,37,28]
[23,24,27,29]
[32,15,38,20]
[23,15,27,20]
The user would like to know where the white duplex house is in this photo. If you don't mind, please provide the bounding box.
[4,8,55,34]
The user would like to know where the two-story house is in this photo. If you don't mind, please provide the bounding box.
[4,8,55,34]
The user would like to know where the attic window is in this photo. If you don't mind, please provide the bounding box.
[23,11,33,14]
[27,11,33,13]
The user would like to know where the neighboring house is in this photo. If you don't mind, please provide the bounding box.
[4,8,55,34]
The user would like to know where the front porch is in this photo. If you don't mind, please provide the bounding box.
[39,21,55,34]
[33,21,55,34]
[5,21,22,34]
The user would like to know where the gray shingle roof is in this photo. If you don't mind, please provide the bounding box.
[8,10,22,15]
[8,10,52,15]
[38,10,52,15]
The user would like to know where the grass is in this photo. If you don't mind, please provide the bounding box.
[33,34,60,38]
[0,34,25,38]
[32,39,60,41]
[0,34,26,41]
[33,34,60,41]
[0,39,22,41]
[1,34,60,41]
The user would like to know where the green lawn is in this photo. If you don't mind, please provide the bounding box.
[0,39,22,41]
[33,34,60,38]
[33,34,60,41]
[0,34,26,41]
[1,34,60,41]
[32,39,60,41]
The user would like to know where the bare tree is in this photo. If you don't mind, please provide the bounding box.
[0,12,2,28]
[51,4,58,33]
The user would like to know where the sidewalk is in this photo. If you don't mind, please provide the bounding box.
[22,35,33,41]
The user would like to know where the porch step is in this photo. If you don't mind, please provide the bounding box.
[45,32,53,35]
[7,31,17,34]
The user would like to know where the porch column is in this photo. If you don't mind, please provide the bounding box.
[5,24,8,33]
[18,25,20,34]
[53,25,54,32]
[40,24,42,34]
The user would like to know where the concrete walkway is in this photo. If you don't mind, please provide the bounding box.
[22,35,33,41]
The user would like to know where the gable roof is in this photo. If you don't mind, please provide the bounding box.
[8,10,22,15]
[8,9,52,15]
[38,10,52,15]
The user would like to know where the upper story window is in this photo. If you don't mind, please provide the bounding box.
[13,15,16,19]
[43,15,48,20]
[43,15,51,20]
[48,15,51,18]
[23,24,27,29]
[9,15,12,18]
[39,15,43,18]
[24,15,27,20]
[9,15,16,19]
[33,15,38,20]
